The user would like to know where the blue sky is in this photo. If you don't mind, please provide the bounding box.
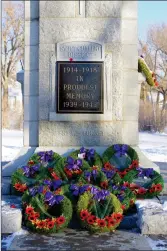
[138,1,167,41]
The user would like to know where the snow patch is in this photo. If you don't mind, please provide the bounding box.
[1,229,29,250]
[147,237,167,250]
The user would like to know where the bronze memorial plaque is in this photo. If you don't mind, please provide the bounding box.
[57,62,103,113]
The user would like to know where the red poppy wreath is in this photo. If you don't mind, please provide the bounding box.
[76,186,123,233]
[102,144,139,180]
[22,189,73,233]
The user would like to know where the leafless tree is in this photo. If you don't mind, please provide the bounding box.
[139,24,167,131]
[2,1,24,128]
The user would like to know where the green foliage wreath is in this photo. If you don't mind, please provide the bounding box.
[77,189,123,233]
[22,190,72,233]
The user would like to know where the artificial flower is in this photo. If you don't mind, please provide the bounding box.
[13,182,22,190]
[36,220,46,229]
[80,209,89,220]
[100,181,108,189]
[51,172,60,180]
[56,216,65,225]
[10,204,16,208]
[47,220,55,229]
[87,216,95,225]
[97,219,106,228]
[137,187,147,195]
[25,206,34,215]
[132,160,139,168]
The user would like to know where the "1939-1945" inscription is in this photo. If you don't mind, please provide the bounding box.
[57,62,103,113]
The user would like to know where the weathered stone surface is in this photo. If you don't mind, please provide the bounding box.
[24,70,39,96]
[123,70,139,96]
[24,96,39,121]
[24,122,39,147]
[40,1,75,18]
[25,1,39,21]
[122,121,138,145]
[122,44,138,69]
[2,177,11,195]
[25,21,39,46]
[40,19,121,44]
[112,70,123,96]
[2,204,22,234]
[123,95,139,121]
[136,199,167,235]
[86,1,122,17]
[105,43,122,69]
[122,1,137,18]
[39,121,123,146]
[121,19,137,45]
[6,229,151,251]
[112,95,123,120]
[24,46,39,71]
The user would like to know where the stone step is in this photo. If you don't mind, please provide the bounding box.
[2,177,11,195]
[135,198,167,235]
[2,196,22,234]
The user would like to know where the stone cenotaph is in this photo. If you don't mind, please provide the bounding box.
[2,1,159,190]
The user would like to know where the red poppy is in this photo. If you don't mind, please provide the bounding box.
[69,58,73,62]
[149,187,155,193]
[132,160,139,168]
[121,204,126,210]
[42,189,48,195]
[130,183,140,190]
[113,213,123,222]
[56,216,65,225]
[51,171,60,180]
[55,188,62,195]
[48,167,53,173]
[34,212,40,219]
[97,219,106,228]
[47,220,55,229]
[26,206,34,215]
[36,221,46,229]
[120,170,127,176]
[64,168,73,178]
[137,187,147,195]
[90,215,96,221]
[87,216,95,225]
[19,186,27,192]
[100,181,108,189]
[28,214,36,221]
[123,182,130,188]
[86,186,91,191]
[80,209,89,220]
[155,184,162,192]
[129,164,133,170]
[107,218,115,226]
[14,182,22,190]
[28,160,34,165]
[10,204,16,208]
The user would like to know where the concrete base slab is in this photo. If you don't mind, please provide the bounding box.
[136,199,167,235]
[2,177,11,195]
[2,203,22,234]
[155,162,167,195]
[5,229,151,251]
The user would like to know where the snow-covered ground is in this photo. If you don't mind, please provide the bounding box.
[2,129,23,162]
[139,132,167,162]
[1,130,167,162]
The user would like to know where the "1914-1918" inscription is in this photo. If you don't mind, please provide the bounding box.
[57,62,103,113]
